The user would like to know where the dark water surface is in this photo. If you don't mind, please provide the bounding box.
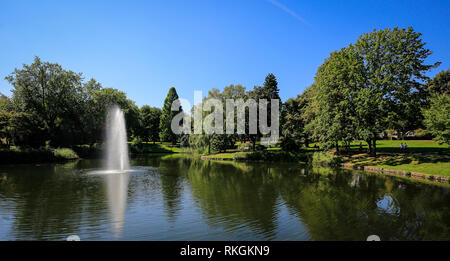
[0,154,449,241]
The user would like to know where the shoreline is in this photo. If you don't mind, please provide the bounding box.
[1,147,448,185]
[199,153,450,185]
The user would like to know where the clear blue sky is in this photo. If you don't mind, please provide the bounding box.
[0,0,449,107]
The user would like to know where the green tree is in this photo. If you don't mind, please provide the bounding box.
[353,27,437,154]
[313,46,362,151]
[139,105,161,143]
[427,69,449,95]
[423,94,450,144]
[159,87,182,144]
[300,84,319,147]
[281,97,303,151]
[247,73,281,150]
[5,56,85,146]
[83,84,140,143]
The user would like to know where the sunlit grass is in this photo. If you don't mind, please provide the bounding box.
[344,154,450,177]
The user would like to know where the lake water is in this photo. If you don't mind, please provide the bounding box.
[0,154,449,241]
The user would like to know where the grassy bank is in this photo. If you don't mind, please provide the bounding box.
[342,140,449,155]
[200,150,311,163]
[199,140,450,183]
[0,147,79,164]
[342,153,450,177]
[129,142,183,154]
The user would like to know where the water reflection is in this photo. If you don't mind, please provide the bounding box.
[105,173,128,238]
[0,156,449,241]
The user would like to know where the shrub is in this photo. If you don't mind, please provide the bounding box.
[281,136,302,151]
[130,136,144,153]
[233,150,310,162]
[53,148,79,160]
[312,151,342,166]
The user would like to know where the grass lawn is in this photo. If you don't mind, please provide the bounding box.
[202,152,236,159]
[343,154,450,177]
[348,140,449,155]
[130,142,183,153]
[201,140,450,178]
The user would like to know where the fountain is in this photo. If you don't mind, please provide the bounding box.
[84,105,132,237]
[105,106,130,171]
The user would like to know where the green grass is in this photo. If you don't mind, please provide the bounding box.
[346,140,449,155]
[202,150,311,162]
[129,142,182,153]
[202,153,236,159]
[200,140,450,178]
[343,154,450,177]
[0,147,79,164]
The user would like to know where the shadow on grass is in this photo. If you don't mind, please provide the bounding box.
[348,143,449,155]
[130,143,179,154]
[350,154,450,167]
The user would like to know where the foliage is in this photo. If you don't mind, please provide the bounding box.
[232,150,310,162]
[427,69,449,95]
[189,84,247,154]
[307,27,438,156]
[139,105,161,142]
[0,147,78,164]
[53,148,79,160]
[159,87,182,144]
[423,94,450,144]
[281,97,304,151]
[2,58,141,147]
[247,73,281,149]
[311,151,343,166]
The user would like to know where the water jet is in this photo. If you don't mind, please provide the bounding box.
[105,105,130,172]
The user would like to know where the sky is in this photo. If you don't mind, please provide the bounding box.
[0,0,449,108]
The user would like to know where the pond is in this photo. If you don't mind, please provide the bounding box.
[0,154,449,241]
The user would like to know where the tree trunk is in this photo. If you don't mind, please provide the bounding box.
[367,139,372,154]
[372,137,377,157]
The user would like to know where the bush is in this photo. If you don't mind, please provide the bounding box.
[72,144,102,158]
[130,136,144,153]
[281,136,302,151]
[233,150,310,162]
[53,148,79,160]
[238,142,252,151]
[312,151,342,166]
[0,147,78,164]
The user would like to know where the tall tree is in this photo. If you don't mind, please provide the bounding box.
[247,73,281,149]
[5,56,85,146]
[423,94,450,145]
[353,27,438,155]
[313,46,362,151]
[427,69,449,95]
[139,105,161,143]
[159,87,182,144]
[281,96,303,151]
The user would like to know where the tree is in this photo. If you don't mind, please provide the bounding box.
[139,105,161,143]
[159,87,182,144]
[423,94,450,144]
[83,84,140,143]
[0,94,12,146]
[247,73,281,150]
[5,56,85,146]
[312,46,362,151]
[427,69,449,95]
[188,84,247,154]
[281,97,303,151]
[300,84,319,147]
[353,27,438,155]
